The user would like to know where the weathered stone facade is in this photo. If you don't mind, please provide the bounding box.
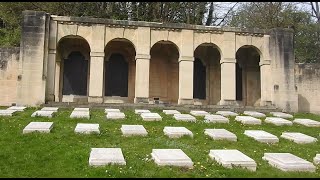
[1,10,318,114]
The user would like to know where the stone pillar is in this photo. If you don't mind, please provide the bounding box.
[260,60,272,106]
[16,10,50,106]
[88,52,104,103]
[46,49,56,101]
[178,56,194,105]
[54,58,61,102]
[219,58,237,105]
[134,54,150,103]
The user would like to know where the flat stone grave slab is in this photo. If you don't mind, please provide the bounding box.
[7,106,26,111]
[105,108,121,113]
[41,107,59,112]
[70,110,90,119]
[265,117,293,126]
[190,110,209,117]
[106,112,125,119]
[262,153,316,172]
[244,130,279,143]
[270,112,293,119]
[235,116,261,125]
[75,123,100,134]
[204,114,229,124]
[243,111,266,118]
[135,109,150,114]
[293,118,320,127]
[89,148,126,166]
[204,129,237,141]
[173,114,196,122]
[280,132,317,144]
[215,111,238,117]
[163,110,180,115]
[151,149,193,168]
[73,108,89,112]
[0,109,17,116]
[23,122,54,134]
[121,125,148,136]
[163,127,193,138]
[209,149,257,171]
[141,112,162,121]
[313,154,320,165]
[31,110,55,118]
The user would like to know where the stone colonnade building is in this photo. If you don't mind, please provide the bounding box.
[1,11,299,112]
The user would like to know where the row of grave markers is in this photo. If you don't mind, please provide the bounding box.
[21,121,320,173]
[2,107,320,128]
[22,121,318,144]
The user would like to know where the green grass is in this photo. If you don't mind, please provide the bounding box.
[0,107,320,177]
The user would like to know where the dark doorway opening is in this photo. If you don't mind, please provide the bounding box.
[193,58,206,99]
[236,62,243,101]
[105,53,128,97]
[62,51,88,95]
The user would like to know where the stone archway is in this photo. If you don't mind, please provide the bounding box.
[236,45,261,106]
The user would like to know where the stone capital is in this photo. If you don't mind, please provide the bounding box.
[178,56,194,62]
[48,49,56,54]
[135,54,151,60]
[220,58,236,64]
[90,52,104,57]
[259,59,271,66]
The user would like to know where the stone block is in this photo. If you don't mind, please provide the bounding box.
[106,112,125,119]
[121,125,148,136]
[173,114,196,122]
[31,110,55,118]
[190,110,209,117]
[293,119,320,127]
[313,154,320,165]
[7,106,26,111]
[41,107,59,112]
[163,110,181,115]
[89,148,126,166]
[75,123,100,134]
[23,122,54,134]
[235,116,261,125]
[209,149,257,171]
[135,109,150,114]
[262,153,316,172]
[270,112,293,119]
[163,127,193,138]
[105,108,121,113]
[141,112,162,121]
[265,117,292,126]
[244,130,279,143]
[243,111,266,118]
[70,111,90,119]
[204,115,229,124]
[0,109,18,116]
[204,129,237,141]
[215,111,238,117]
[151,149,194,168]
[74,108,89,112]
[280,132,317,144]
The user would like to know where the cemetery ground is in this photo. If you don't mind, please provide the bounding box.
[0,107,320,178]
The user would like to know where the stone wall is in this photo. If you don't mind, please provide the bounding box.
[295,63,320,114]
[0,47,20,106]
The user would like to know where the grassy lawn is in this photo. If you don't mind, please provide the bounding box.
[0,107,319,177]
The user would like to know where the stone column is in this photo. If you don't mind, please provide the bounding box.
[260,59,272,106]
[46,49,56,102]
[54,58,61,102]
[88,52,104,103]
[178,56,194,105]
[134,54,150,103]
[219,58,237,105]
